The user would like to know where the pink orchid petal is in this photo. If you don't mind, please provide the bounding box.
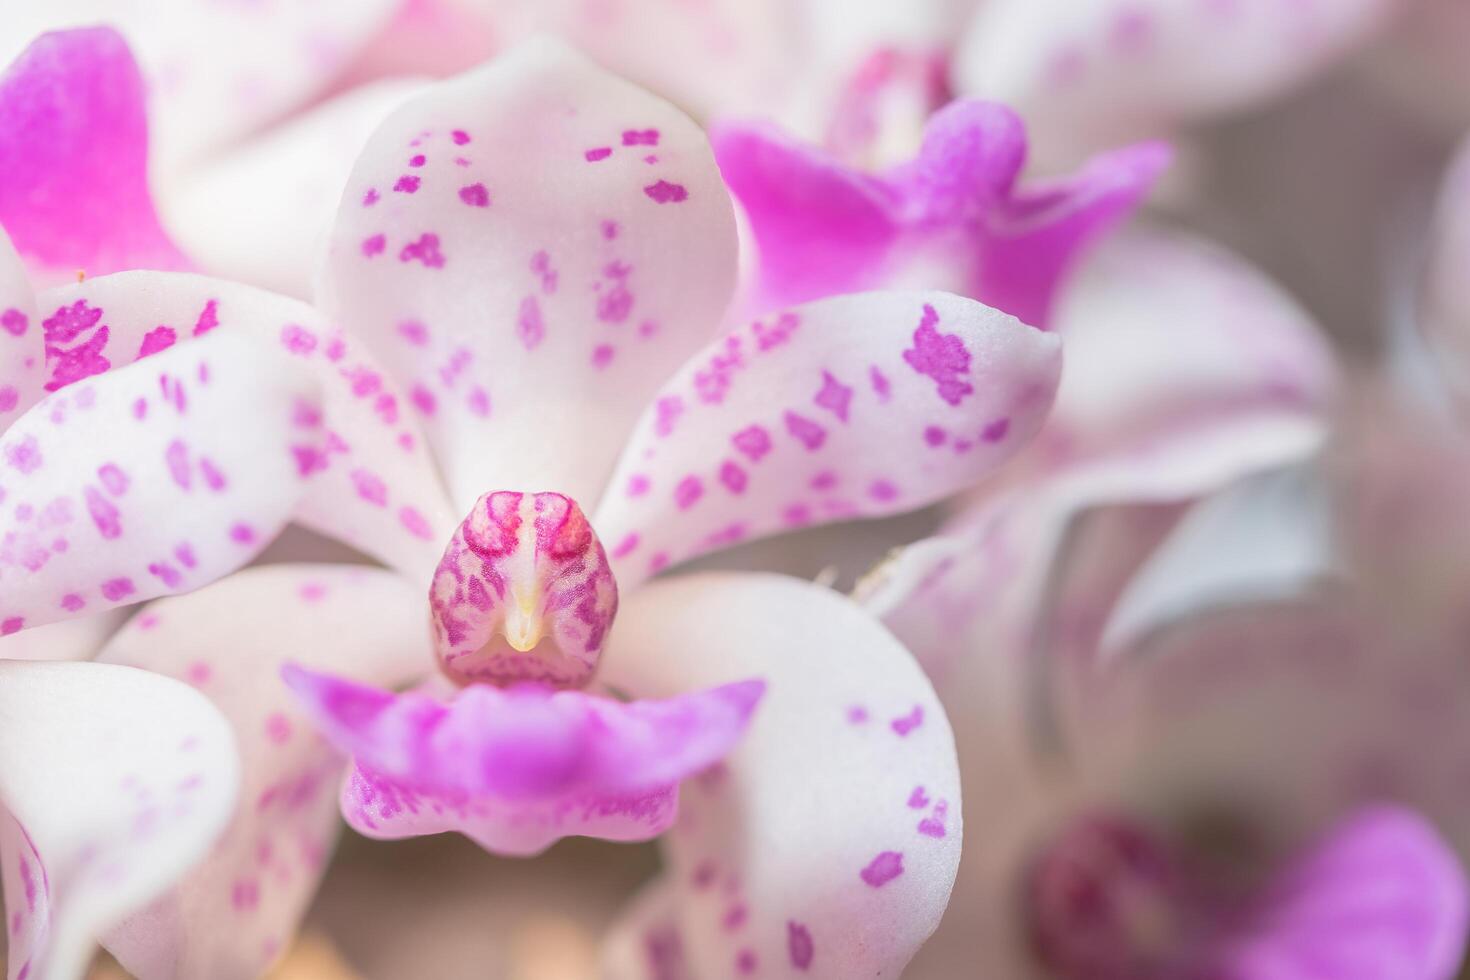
[320,39,739,510]
[0,28,188,284]
[1207,806,1469,979]
[1033,226,1335,473]
[39,272,456,579]
[601,876,692,980]
[0,331,322,630]
[161,78,427,299]
[331,0,497,91]
[599,573,962,978]
[0,1,399,175]
[713,102,1167,327]
[0,660,237,980]
[284,666,764,857]
[594,291,1060,588]
[953,0,1403,165]
[0,230,45,422]
[93,564,432,979]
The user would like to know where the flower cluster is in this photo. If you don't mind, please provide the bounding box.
[0,3,1468,979]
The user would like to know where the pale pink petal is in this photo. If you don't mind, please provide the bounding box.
[594,291,1060,588]
[0,610,124,662]
[0,332,322,630]
[320,39,738,510]
[160,78,427,299]
[331,0,497,91]
[485,0,802,122]
[284,666,764,857]
[0,1,400,174]
[0,660,237,980]
[601,876,692,980]
[38,272,456,579]
[0,229,45,421]
[953,0,1404,165]
[1207,806,1469,980]
[599,573,962,978]
[1032,225,1335,474]
[714,103,1168,327]
[94,565,432,979]
[0,28,187,283]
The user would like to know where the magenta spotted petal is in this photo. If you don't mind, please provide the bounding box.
[713,100,1168,327]
[0,332,323,632]
[595,291,1059,588]
[321,38,739,510]
[282,665,765,856]
[39,271,457,579]
[0,28,188,283]
[1207,806,1469,979]
[96,566,433,979]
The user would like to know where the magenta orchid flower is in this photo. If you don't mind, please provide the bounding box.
[0,38,1072,977]
[712,100,1169,330]
[953,0,1409,166]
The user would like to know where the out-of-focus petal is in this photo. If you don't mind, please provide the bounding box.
[159,79,427,299]
[0,332,321,630]
[0,229,45,422]
[1033,225,1335,477]
[601,876,692,980]
[0,1,399,173]
[1206,806,1468,979]
[0,28,187,283]
[321,39,738,510]
[95,565,431,980]
[0,660,238,980]
[714,103,1167,327]
[39,272,455,579]
[484,0,801,123]
[285,666,764,857]
[601,573,962,978]
[594,291,1059,589]
[953,0,1404,166]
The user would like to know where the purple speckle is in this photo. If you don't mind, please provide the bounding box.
[907,786,930,809]
[674,475,704,510]
[982,417,1011,442]
[788,921,814,970]
[1,617,23,636]
[784,411,827,451]
[814,370,854,422]
[361,188,380,207]
[860,851,904,887]
[732,425,772,461]
[393,175,421,194]
[517,296,545,350]
[923,425,947,447]
[891,705,924,736]
[452,129,471,145]
[918,801,948,839]
[361,234,386,257]
[399,233,445,268]
[100,577,136,602]
[644,180,688,204]
[585,147,612,162]
[902,304,973,405]
[869,480,899,503]
[846,705,869,724]
[408,154,427,167]
[622,128,660,146]
[459,183,490,207]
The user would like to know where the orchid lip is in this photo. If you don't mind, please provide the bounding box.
[430,490,618,689]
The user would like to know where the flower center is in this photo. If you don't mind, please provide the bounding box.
[1026,813,1191,980]
[430,491,617,688]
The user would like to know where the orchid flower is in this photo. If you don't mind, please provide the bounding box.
[0,38,1076,978]
[952,0,1410,167]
